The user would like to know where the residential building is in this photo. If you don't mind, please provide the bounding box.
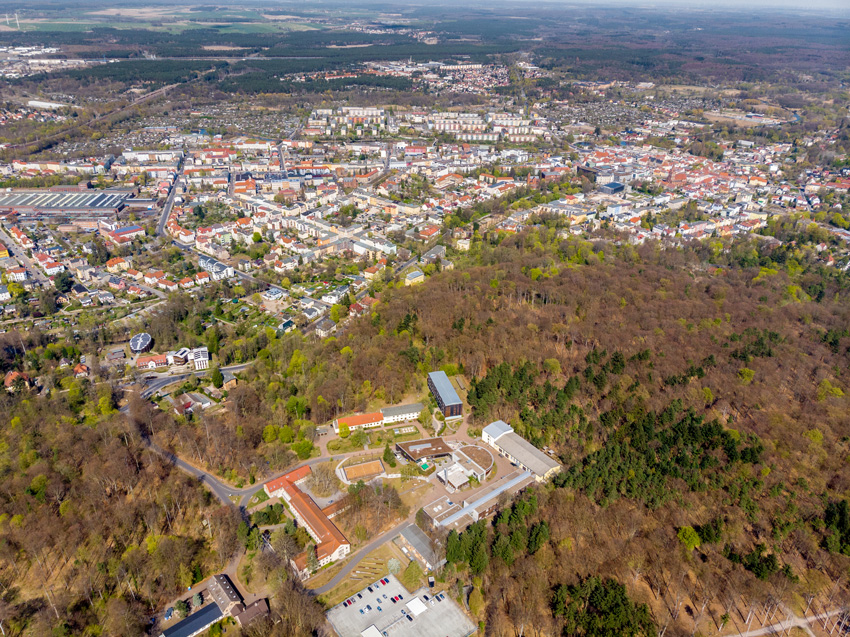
[106,257,129,273]
[405,269,425,286]
[316,318,336,338]
[208,574,242,616]
[7,267,27,282]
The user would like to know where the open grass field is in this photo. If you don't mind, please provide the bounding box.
[16,11,319,34]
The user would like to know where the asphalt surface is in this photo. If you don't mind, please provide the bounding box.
[156,167,183,236]
[310,517,415,596]
[0,226,48,284]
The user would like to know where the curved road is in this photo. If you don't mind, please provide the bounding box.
[310,518,416,596]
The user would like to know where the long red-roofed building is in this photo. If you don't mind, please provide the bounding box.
[264,465,349,578]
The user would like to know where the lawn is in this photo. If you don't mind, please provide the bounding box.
[367,426,422,449]
[327,435,369,454]
[248,489,269,507]
[312,542,411,608]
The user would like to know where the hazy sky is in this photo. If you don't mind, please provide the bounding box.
[537,0,850,14]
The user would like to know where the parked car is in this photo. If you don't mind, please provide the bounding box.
[164,608,174,621]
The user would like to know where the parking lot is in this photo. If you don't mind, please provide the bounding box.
[326,574,475,637]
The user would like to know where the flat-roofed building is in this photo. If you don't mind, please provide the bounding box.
[396,437,453,463]
[427,371,462,418]
[0,189,132,223]
[436,445,493,491]
[423,495,462,527]
[482,420,561,482]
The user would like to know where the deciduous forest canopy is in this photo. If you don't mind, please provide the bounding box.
[2,224,850,634]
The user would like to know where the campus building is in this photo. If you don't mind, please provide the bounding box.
[482,420,561,482]
[427,371,462,418]
[264,466,350,578]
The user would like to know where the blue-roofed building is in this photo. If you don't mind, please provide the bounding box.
[405,269,425,286]
[598,181,626,196]
[159,603,223,637]
[427,371,462,418]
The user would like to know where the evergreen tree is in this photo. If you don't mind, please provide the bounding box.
[528,521,550,554]
[383,443,397,468]
[210,364,224,389]
[470,540,489,575]
[446,530,464,564]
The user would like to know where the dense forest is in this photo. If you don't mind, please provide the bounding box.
[4,222,850,634]
[188,226,850,634]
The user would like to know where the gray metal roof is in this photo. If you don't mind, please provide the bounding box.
[0,191,130,211]
[427,371,461,407]
[493,432,560,478]
[380,402,423,418]
[400,524,443,569]
[483,419,513,440]
[209,574,242,609]
[160,603,223,637]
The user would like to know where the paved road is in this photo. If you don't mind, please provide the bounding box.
[144,436,239,504]
[310,518,416,596]
[126,361,252,400]
[156,166,183,236]
[0,225,48,284]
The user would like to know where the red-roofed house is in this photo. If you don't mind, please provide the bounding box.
[136,355,168,370]
[106,257,129,273]
[264,466,349,579]
[4,371,32,392]
[332,411,384,432]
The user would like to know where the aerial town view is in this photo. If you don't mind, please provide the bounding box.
[0,0,849,635]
